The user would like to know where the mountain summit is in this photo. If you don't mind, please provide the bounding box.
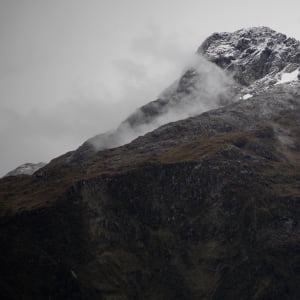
[199,26,300,84]
[64,27,300,163]
[1,27,300,299]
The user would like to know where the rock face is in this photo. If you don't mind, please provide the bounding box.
[1,27,300,299]
[4,162,46,177]
[199,26,300,85]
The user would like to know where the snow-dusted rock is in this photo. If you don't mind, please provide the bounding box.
[198,26,300,86]
[4,162,46,177]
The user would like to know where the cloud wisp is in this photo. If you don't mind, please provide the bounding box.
[0,26,192,176]
[88,55,235,151]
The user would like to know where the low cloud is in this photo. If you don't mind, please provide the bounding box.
[0,27,194,176]
[88,55,235,151]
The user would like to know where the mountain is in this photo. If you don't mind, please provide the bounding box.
[1,27,300,299]
[4,162,47,177]
[62,27,300,163]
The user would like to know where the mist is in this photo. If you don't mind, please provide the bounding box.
[88,55,236,151]
[0,25,192,176]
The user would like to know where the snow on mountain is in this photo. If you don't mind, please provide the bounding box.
[241,93,253,100]
[275,68,300,85]
[199,26,300,83]
[199,26,300,97]
[4,162,46,177]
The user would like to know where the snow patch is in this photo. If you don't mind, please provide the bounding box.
[241,94,253,100]
[275,69,299,85]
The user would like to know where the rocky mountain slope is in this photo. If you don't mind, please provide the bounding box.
[4,162,46,177]
[1,27,300,299]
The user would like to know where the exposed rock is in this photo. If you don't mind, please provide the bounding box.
[198,26,300,86]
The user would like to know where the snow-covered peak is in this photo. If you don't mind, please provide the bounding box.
[198,26,300,87]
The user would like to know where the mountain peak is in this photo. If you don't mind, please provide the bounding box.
[235,26,277,35]
[61,27,300,163]
[198,26,300,86]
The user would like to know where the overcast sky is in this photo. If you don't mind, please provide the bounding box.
[1,0,300,176]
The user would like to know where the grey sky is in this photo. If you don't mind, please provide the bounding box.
[1,0,300,176]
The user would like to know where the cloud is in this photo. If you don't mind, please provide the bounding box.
[88,55,235,151]
[0,25,195,176]
[1,50,236,176]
